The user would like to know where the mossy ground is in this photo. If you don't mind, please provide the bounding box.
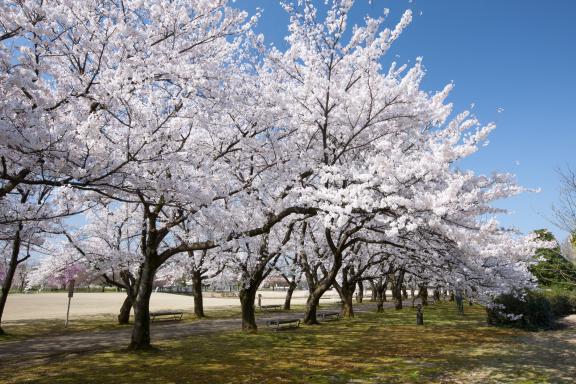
[1,303,574,383]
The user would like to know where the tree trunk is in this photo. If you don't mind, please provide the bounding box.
[0,226,22,335]
[128,260,157,350]
[370,280,377,302]
[118,295,132,325]
[433,288,441,302]
[419,284,429,306]
[356,281,364,303]
[191,271,205,318]
[283,281,297,310]
[303,293,321,324]
[239,285,258,332]
[341,291,354,318]
[393,271,405,310]
[375,278,387,313]
[402,286,408,300]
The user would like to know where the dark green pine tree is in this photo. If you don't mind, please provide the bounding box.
[530,229,576,290]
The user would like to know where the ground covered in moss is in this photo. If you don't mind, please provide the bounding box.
[1,303,574,383]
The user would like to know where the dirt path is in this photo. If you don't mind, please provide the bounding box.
[0,302,389,366]
[442,314,576,384]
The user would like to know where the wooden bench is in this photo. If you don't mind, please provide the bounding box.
[266,318,301,331]
[318,311,340,321]
[259,304,282,312]
[150,310,184,322]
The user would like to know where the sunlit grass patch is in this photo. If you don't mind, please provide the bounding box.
[1,303,573,383]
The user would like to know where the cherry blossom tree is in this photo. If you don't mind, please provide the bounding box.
[2,0,546,349]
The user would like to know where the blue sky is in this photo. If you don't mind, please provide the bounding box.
[237,0,576,240]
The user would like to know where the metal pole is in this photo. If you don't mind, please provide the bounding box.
[65,279,75,328]
[65,296,71,327]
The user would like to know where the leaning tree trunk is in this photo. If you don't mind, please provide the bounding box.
[191,270,205,318]
[283,281,297,310]
[0,226,22,335]
[303,273,339,324]
[128,260,157,350]
[356,280,364,303]
[302,269,338,325]
[239,285,259,332]
[118,295,133,325]
[303,291,321,324]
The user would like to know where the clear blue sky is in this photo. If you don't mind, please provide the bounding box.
[237,0,576,241]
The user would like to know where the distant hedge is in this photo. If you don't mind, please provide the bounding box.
[486,288,576,330]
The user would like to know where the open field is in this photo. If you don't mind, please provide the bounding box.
[2,290,340,321]
[0,290,342,342]
[1,303,574,384]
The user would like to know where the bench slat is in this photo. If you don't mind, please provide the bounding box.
[266,318,301,331]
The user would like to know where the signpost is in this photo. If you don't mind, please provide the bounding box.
[65,279,75,328]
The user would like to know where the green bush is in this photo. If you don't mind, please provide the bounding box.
[486,291,553,330]
[487,289,576,330]
[542,287,576,317]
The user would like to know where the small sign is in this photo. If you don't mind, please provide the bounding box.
[68,279,75,298]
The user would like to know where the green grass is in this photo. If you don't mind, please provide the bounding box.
[0,314,130,342]
[1,303,575,383]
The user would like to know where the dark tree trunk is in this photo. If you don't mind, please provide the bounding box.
[302,229,343,325]
[118,295,132,325]
[128,260,157,350]
[335,268,356,319]
[369,280,377,302]
[303,292,320,324]
[419,284,429,306]
[375,279,388,313]
[303,276,338,324]
[433,288,441,302]
[393,271,405,310]
[341,290,355,318]
[356,280,364,303]
[283,281,297,310]
[0,225,22,335]
[191,271,205,318]
[402,286,408,300]
[239,285,258,332]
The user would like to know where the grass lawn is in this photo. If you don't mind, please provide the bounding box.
[1,303,574,383]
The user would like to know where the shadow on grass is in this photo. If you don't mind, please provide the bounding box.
[1,304,574,383]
